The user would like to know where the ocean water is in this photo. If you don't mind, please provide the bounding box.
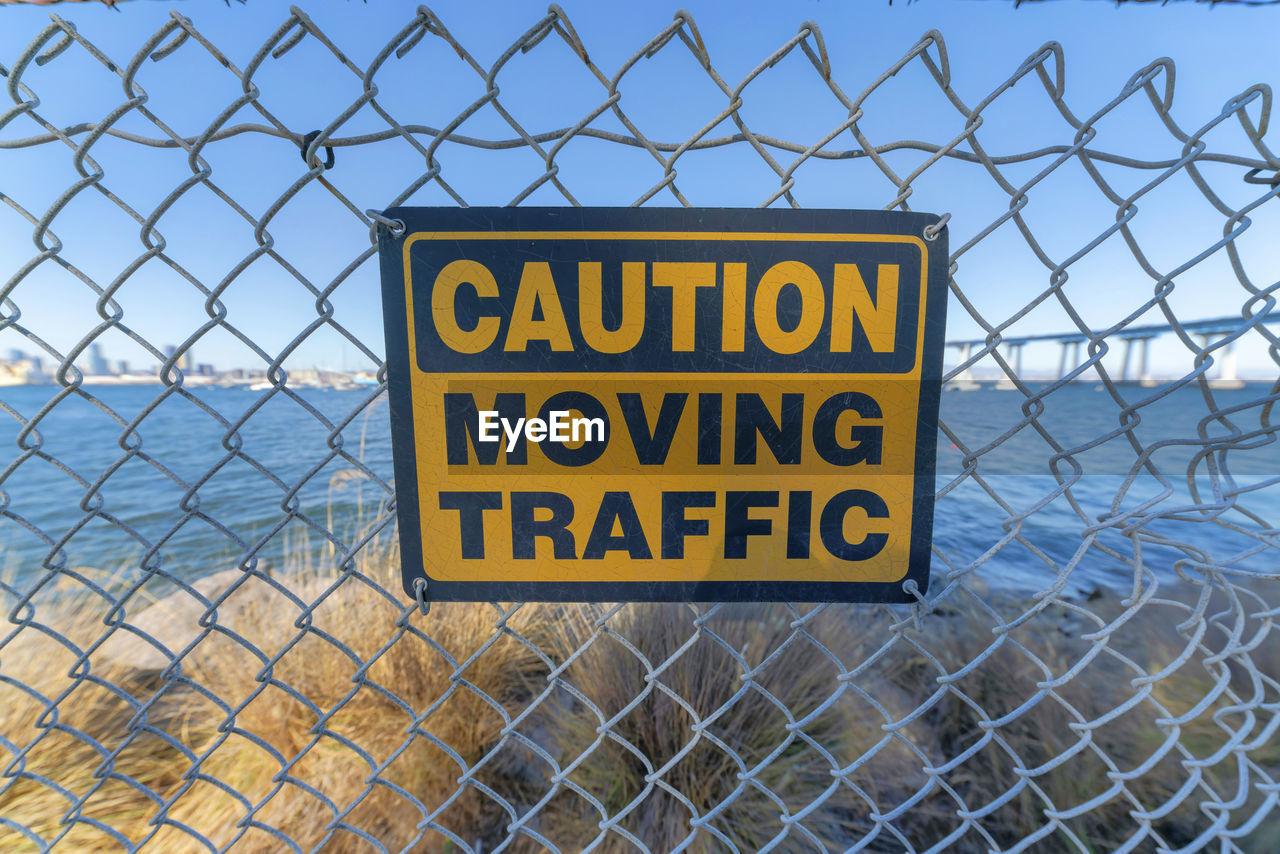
[0,381,1276,598]
[932,382,1279,595]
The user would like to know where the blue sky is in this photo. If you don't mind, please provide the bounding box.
[2,0,1279,378]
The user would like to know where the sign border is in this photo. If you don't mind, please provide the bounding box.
[378,206,948,603]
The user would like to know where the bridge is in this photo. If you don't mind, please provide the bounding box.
[943,313,1279,389]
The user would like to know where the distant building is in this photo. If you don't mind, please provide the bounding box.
[163,344,196,372]
[8,348,25,362]
[88,343,110,375]
[0,352,49,385]
[197,363,214,376]
[117,360,130,375]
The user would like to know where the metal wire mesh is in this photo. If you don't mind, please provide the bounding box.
[2,5,1279,852]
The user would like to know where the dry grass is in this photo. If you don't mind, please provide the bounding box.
[862,583,1280,852]
[3,554,1279,852]
[514,602,919,850]
[511,584,1280,853]
[0,549,554,852]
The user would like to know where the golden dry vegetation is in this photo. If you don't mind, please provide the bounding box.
[2,546,1278,852]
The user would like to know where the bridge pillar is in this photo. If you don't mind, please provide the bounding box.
[1198,333,1244,389]
[1057,339,1082,380]
[996,342,1024,389]
[947,343,978,390]
[1137,336,1153,384]
[1120,335,1158,383]
[1221,341,1239,383]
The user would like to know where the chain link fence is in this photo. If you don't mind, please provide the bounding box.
[2,5,1279,852]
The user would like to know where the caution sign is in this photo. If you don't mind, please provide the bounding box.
[378,207,947,602]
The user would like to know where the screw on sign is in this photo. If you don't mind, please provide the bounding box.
[378,207,948,603]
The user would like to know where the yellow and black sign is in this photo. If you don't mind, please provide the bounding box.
[377,207,948,602]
